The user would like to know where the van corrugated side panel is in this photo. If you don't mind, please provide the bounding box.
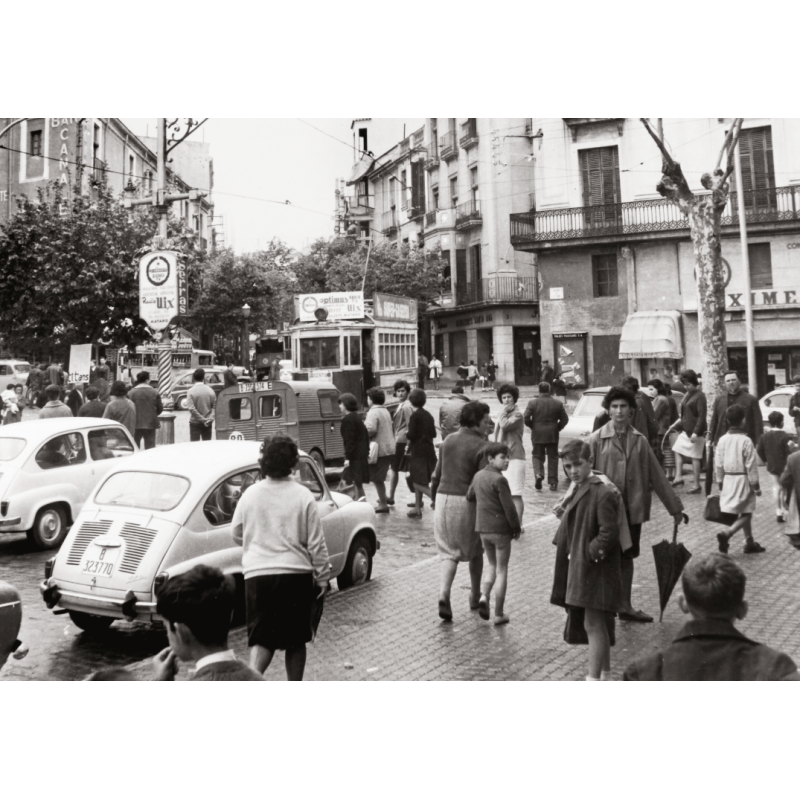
[296,394,325,453]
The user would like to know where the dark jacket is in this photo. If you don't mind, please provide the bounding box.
[128,383,163,430]
[78,399,107,419]
[780,449,800,507]
[550,476,622,614]
[756,429,794,476]
[340,411,369,462]
[66,387,84,417]
[192,660,264,681]
[708,388,762,446]
[431,427,487,500]
[407,407,436,462]
[223,369,238,388]
[103,397,136,437]
[466,464,521,536]
[456,365,468,381]
[679,385,707,438]
[46,364,64,387]
[551,377,567,397]
[540,364,555,384]
[623,619,798,681]
[523,394,569,445]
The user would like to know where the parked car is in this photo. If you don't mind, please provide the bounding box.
[171,367,229,410]
[40,441,379,632]
[0,418,137,550]
[0,359,32,393]
[760,385,798,436]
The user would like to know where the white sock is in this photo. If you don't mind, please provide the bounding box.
[585,675,600,681]
[601,671,613,681]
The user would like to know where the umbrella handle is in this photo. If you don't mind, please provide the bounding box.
[673,513,689,543]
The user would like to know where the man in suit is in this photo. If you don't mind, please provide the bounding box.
[539,360,555,385]
[708,370,763,447]
[128,371,163,450]
[523,381,569,491]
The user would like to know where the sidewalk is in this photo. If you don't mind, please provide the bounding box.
[128,480,800,681]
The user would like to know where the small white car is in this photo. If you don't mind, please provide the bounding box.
[760,386,798,436]
[41,441,379,633]
[0,418,137,549]
[0,359,32,393]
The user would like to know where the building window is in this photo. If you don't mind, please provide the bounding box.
[30,130,43,157]
[431,186,439,210]
[430,119,438,157]
[736,126,775,213]
[358,127,368,154]
[470,167,479,204]
[470,244,482,283]
[592,254,618,297]
[359,221,370,240]
[441,249,451,283]
[378,332,416,370]
[93,123,101,175]
[129,154,135,180]
[580,146,621,229]
[400,170,407,209]
[748,243,772,289]
[450,176,458,208]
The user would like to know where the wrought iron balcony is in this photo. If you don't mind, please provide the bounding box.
[510,185,800,247]
[439,131,458,162]
[425,209,437,227]
[454,276,539,307]
[381,210,398,236]
[456,199,482,230]
[424,154,440,172]
[347,194,374,216]
[459,119,479,150]
[408,204,424,221]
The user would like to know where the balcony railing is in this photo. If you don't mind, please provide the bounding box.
[348,194,374,215]
[425,209,437,227]
[424,154,440,171]
[456,199,482,229]
[381,209,398,235]
[439,131,458,162]
[454,276,539,306]
[459,119,479,150]
[510,185,800,245]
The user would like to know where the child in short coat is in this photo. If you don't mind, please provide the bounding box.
[466,442,521,625]
[756,410,797,523]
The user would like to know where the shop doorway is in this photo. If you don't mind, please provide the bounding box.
[729,346,800,395]
[513,327,541,385]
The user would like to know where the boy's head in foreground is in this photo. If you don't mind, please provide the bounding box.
[483,442,510,472]
[768,410,784,429]
[680,553,747,622]
[560,439,593,486]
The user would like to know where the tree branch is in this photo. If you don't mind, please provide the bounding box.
[641,119,694,206]
[721,118,744,182]
[640,118,675,168]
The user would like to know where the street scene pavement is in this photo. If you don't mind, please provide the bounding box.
[4,386,796,681]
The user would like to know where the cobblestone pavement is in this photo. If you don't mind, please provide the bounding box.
[125,474,800,682]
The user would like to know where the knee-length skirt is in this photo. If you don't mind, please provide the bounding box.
[434,493,482,562]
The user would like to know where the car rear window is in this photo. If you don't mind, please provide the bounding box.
[574,394,606,417]
[0,438,26,461]
[95,471,190,511]
[13,364,31,374]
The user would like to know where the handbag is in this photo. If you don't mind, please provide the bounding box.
[703,494,738,526]
[368,441,379,465]
[563,607,616,646]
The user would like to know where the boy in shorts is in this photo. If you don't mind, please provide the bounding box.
[623,553,799,680]
[466,443,521,625]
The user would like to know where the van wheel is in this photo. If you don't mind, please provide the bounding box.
[27,505,68,550]
[68,611,114,633]
[176,395,187,411]
[337,534,373,590]
[310,450,326,473]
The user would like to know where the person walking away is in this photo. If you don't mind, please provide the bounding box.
[429,355,442,391]
[34,364,49,408]
[152,565,263,681]
[670,369,707,493]
[539,359,555,385]
[439,385,468,440]
[756,411,796,523]
[66,383,84,417]
[405,388,438,517]
[28,363,41,405]
[431,401,494,621]
[552,374,567,404]
[339,393,369,500]
[714,404,763,555]
[223,362,238,388]
[487,358,497,389]
[186,368,216,442]
[387,380,413,507]
[589,386,684,622]
[45,361,65,400]
[467,443,521,626]
[231,438,330,681]
[493,383,526,521]
[467,361,480,392]
[102,381,136,437]
[551,439,622,681]
[129,371,163,450]
[708,370,763,448]
[417,354,428,389]
[523,381,569,491]
[77,385,107,418]
[39,385,72,419]
[780,448,800,549]
[623,553,799,680]
[364,387,395,513]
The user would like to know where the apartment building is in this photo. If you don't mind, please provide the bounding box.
[339,117,540,385]
[0,118,213,246]
[509,118,800,393]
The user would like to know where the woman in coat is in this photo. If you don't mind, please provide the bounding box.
[339,393,369,500]
[588,386,684,623]
[431,401,493,621]
[405,388,438,518]
[364,387,395,514]
[493,383,526,521]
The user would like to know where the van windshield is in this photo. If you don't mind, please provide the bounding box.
[0,438,26,461]
[95,472,190,511]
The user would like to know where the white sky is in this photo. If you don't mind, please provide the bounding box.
[122,118,421,254]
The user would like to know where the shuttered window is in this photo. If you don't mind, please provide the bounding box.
[411,159,425,215]
[592,254,618,297]
[580,146,621,228]
[470,244,482,284]
[736,126,775,214]
[455,249,467,288]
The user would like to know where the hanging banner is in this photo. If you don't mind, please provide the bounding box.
[68,344,93,385]
[139,250,181,331]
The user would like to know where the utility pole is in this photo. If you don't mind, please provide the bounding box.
[733,136,758,396]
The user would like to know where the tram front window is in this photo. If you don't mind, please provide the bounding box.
[300,337,340,369]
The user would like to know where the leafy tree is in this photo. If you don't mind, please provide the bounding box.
[0,180,206,360]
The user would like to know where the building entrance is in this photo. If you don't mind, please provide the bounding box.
[513,327,541,386]
[729,346,800,394]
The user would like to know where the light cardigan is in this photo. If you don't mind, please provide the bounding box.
[231,477,330,584]
[365,405,396,457]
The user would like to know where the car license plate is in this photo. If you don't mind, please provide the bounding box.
[81,546,120,577]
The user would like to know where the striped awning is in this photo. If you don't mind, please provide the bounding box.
[619,311,683,360]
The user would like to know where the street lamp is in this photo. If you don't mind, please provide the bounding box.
[241,303,251,372]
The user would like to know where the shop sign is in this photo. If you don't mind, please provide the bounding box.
[726,288,798,308]
[549,287,564,300]
[552,332,587,387]
[299,292,364,322]
[139,251,184,331]
[308,370,333,382]
[373,293,418,323]
[68,344,92,384]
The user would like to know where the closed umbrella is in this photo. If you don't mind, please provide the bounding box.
[652,514,691,622]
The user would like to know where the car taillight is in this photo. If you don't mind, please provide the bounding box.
[44,557,56,580]
[153,572,169,596]
[0,502,7,517]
